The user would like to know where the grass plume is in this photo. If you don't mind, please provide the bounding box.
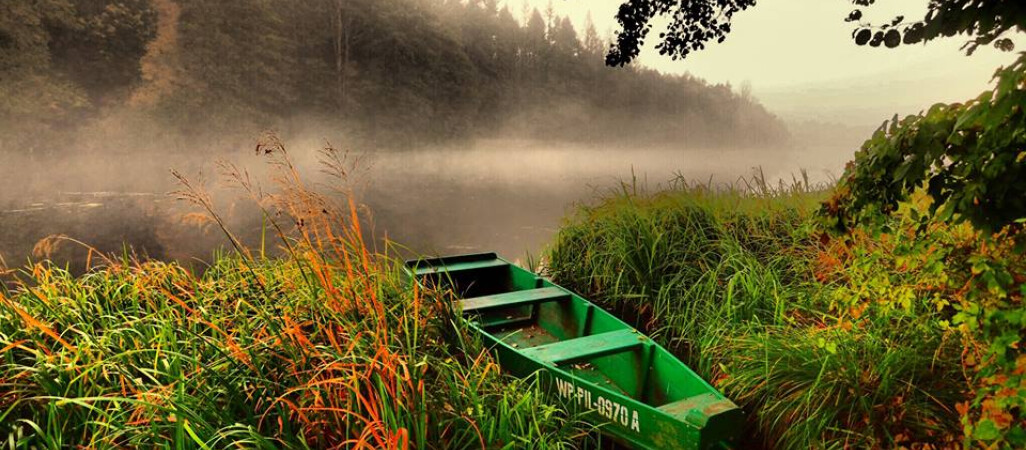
[0,136,590,449]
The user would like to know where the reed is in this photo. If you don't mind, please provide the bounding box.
[0,137,590,449]
[545,174,967,448]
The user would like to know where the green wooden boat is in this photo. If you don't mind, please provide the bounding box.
[403,253,742,449]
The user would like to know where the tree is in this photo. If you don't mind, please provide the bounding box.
[326,0,372,116]
[525,9,547,51]
[47,0,158,101]
[604,0,1024,66]
[169,0,302,129]
[581,13,605,58]
[0,0,86,152]
[604,0,755,67]
[814,2,1026,234]
[847,0,1024,54]
[824,56,1026,234]
[495,6,521,67]
[552,17,581,58]
[0,0,792,149]
[523,8,547,73]
[0,1,74,75]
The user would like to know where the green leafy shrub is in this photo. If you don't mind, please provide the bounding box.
[822,52,1026,447]
[545,182,994,447]
[825,54,1026,235]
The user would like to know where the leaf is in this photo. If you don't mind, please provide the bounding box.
[893,161,912,183]
[956,401,971,417]
[994,38,1015,52]
[974,419,1002,441]
[855,28,871,45]
[884,29,901,48]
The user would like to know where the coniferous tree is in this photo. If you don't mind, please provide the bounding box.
[2,0,792,150]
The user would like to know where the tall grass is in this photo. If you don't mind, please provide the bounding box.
[547,176,821,348]
[0,138,590,449]
[546,174,966,448]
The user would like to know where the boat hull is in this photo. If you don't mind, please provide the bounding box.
[405,253,742,449]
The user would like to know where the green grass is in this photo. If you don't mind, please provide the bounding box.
[5,137,1013,448]
[545,180,971,448]
[0,251,593,448]
[546,181,822,351]
[0,142,594,449]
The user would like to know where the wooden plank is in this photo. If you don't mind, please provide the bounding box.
[411,259,507,276]
[521,329,646,364]
[461,287,570,314]
[407,253,497,270]
[656,393,738,427]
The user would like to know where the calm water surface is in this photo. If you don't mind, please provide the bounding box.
[0,139,850,274]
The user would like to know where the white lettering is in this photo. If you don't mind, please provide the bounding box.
[551,378,643,434]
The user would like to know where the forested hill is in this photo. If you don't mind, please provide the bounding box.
[1,0,790,150]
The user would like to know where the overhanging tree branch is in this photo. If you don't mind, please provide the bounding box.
[604,0,1025,67]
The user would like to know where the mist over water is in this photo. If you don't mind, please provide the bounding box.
[363,138,851,258]
[0,0,990,279]
[4,0,870,276]
[0,134,857,275]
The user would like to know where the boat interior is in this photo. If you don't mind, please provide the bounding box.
[406,253,730,421]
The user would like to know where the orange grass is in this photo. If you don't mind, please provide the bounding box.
[0,137,587,449]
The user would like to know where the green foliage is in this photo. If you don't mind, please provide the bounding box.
[0,0,156,153]
[820,51,1026,445]
[0,255,587,448]
[815,15,1026,447]
[956,237,1026,448]
[825,54,1026,235]
[48,0,158,99]
[544,181,1017,447]
[1,0,790,151]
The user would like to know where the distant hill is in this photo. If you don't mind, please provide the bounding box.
[1,0,790,152]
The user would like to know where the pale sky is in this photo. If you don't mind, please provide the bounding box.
[515,0,1020,125]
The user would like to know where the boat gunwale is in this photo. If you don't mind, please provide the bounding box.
[402,253,741,449]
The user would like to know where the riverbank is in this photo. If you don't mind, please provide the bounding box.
[7,142,1019,448]
[545,179,1024,447]
[0,219,589,449]
[0,145,594,449]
